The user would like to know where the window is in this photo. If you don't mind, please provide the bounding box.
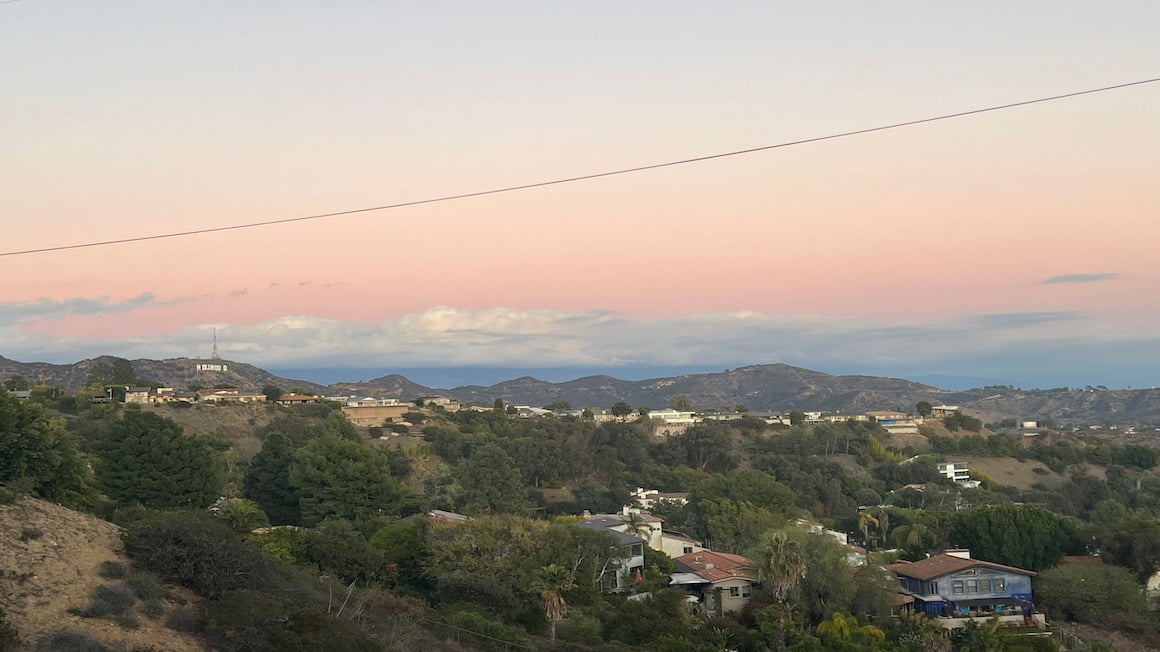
[952,580,964,594]
[929,582,939,594]
[994,578,1005,591]
[683,546,693,554]
[979,579,991,592]
[966,580,978,593]
[741,585,752,598]
[729,587,740,597]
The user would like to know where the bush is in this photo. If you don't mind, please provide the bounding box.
[73,584,136,618]
[165,606,205,634]
[124,512,275,599]
[125,570,165,602]
[141,598,165,620]
[19,527,43,542]
[35,630,109,651]
[114,613,139,630]
[0,609,21,652]
[97,561,126,579]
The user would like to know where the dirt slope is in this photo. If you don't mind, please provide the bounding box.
[0,498,204,651]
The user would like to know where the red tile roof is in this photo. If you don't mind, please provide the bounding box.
[673,550,757,583]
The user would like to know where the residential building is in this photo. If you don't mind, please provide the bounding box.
[670,551,759,614]
[275,393,318,406]
[629,487,690,510]
[660,531,706,558]
[342,404,411,427]
[937,462,981,488]
[867,410,920,435]
[419,396,461,411]
[888,551,1044,628]
[930,405,960,418]
[576,518,646,593]
[124,387,153,404]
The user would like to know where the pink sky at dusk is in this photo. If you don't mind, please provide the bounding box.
[2,1,1158,387]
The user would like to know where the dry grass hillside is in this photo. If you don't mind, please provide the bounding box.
[136,402,280,456]
[0,498,204,651]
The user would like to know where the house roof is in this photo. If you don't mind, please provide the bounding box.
[673,550,757,584]
[662,531,702,545]
[576,519,646,546]
[887,553,1036,582]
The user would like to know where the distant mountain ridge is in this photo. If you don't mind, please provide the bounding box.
[3,355,1159,425]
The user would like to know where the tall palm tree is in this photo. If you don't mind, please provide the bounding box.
[621,512,650,539]
[754,530,807,652]
[535,564,574,642]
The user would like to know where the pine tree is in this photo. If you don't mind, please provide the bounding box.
[243,432,302,525]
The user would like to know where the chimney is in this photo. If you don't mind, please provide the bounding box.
[704,563,714,569]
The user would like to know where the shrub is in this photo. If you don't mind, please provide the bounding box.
[0,609,21,652]
[165,606,205,634]
[19,527,43,542]
[125,571,165,602]
[141,598,165,620]
[74,584,136,618]
[97,561,126,579]
[114,613,139,630]
[34,630,109,651]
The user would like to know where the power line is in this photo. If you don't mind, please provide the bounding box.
[3,76,1158,258]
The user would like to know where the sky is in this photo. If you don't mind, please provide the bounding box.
[2,1,1158,389]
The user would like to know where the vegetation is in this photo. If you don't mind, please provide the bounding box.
[4,385,1160,650]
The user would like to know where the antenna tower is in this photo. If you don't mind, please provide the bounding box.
[211,328,221,360]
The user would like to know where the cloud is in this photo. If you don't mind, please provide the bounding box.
[227,289,248,298]
[0,293,181,326]
[965,312,1080,328]
[1041,273,1119,285]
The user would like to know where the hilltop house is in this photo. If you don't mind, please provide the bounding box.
[670,551,759,614]
[937,462,981,488]
[888,550,1044,628]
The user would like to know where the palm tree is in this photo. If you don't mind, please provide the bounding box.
[535,564,574,642]
[621,511,650,539]
[754,530,807,652]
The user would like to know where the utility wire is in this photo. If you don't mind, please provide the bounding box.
[3,76,1158,259]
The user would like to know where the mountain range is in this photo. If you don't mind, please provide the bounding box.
[3,355,1158,426]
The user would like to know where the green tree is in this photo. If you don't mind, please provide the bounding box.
[535,564,574,642]
[915,401,933,417]
[217,498,270,532]
[93,410,223,509]
[816,612,886,650]
[610,401,633,418]
[1036,563,1150,628]
[1090,514,1160,583]
[456,443,527,515]
[0,392,97,508]
[788,410,806,426]
[621,511,650,538]
[243,432,302,525]
[669,394,693,411]
[262,385,284,402]
[949,504,1083,571]
[753,529,807,652]
[3,376,29,391]
[289,434,407,526]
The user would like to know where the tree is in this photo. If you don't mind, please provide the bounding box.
[610,401,633,418]
[1036,563,1149,628]
[753,529,807,652]
[535,564,574,642]
[816,612,886,650]
[456,443,527,515]
[621,512,650,539]
[288,434,407,526]
[669,395,693,411]
[915,401,933,417]
[3,376,29,391]
[1090,514,1160,583]
[243,432,301,525]
[93,410,222,509]
[949,504,1084,571]
[0,392,97,508]
[788,411,806,426]
[262,385,284,402]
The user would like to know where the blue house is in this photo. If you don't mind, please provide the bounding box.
[888,551,1043,628]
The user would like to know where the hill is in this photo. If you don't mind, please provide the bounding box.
[426,364,950,413]
[0,497,202,651]
[0,355,327,395]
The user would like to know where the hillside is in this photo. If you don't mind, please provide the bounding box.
[0,497,203,651]
[6,355,1160,425]
[0,355,327,395]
